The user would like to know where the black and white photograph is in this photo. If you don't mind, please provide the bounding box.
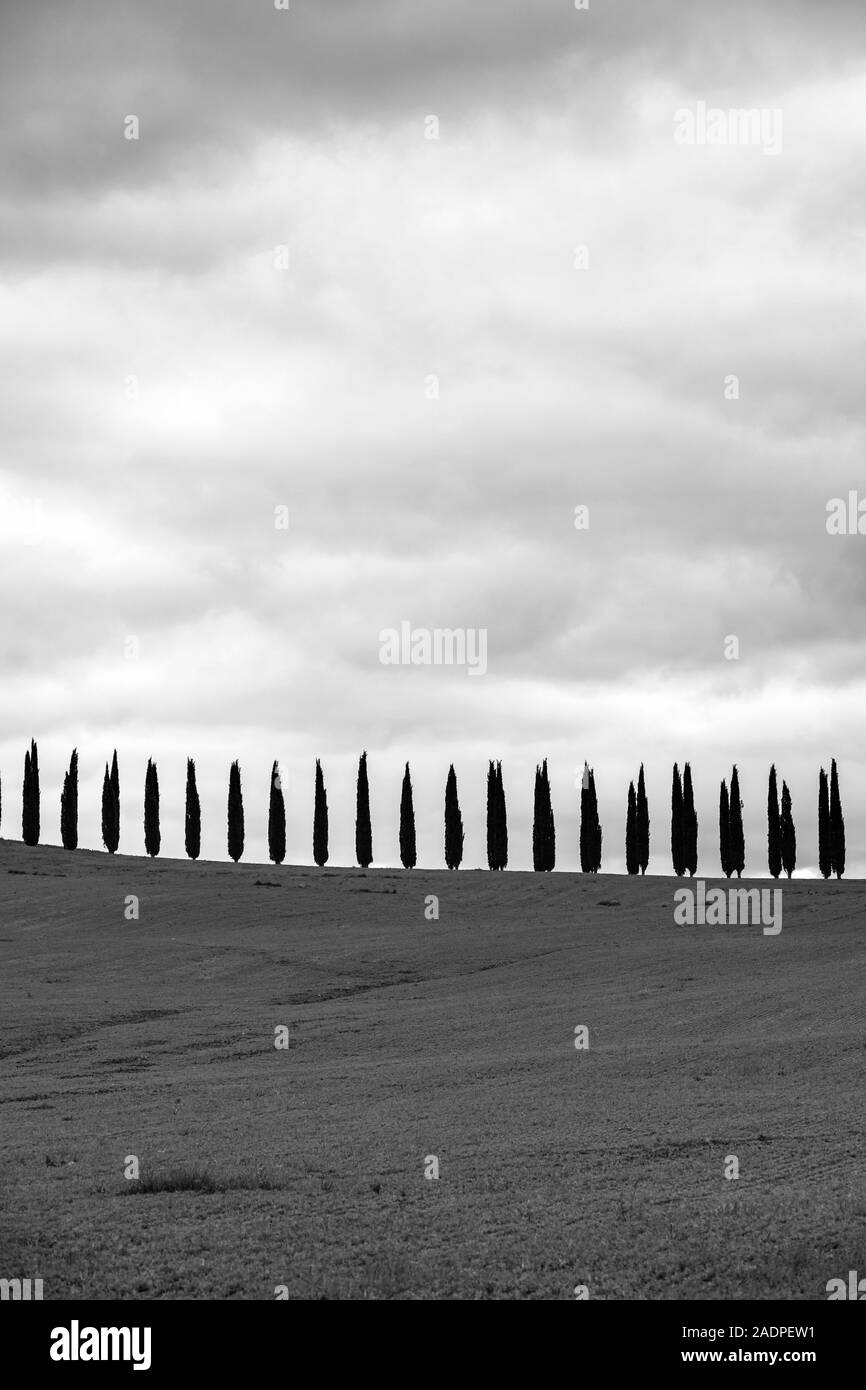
[1,0,864,1350]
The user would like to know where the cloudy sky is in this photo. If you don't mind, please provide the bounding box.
[2,0,865,873]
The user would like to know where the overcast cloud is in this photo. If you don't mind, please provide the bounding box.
[1,0,865,872]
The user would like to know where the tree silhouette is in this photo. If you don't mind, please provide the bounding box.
[399,762,416,868]
[533,759,554,871]
[670,764,685,876]
[780,780,796,879]
[728,765,745,879]
[185,758,201,861]
[719,780,731,878]
[355,751,373,868]
[636,764,649,874]
[767,765,782,879]
[313,759,329,866]
[268,761,286,865]
[144,758,160,857]
[829,758,845,879]
[22,740,40,847]
[102,750,120,854]
[682,762,698,876]
[625,781,639,875]
[444,764,463,870]
[227,760,244,863]
[496,761,508,869]
[61,748,78,851]
[818,767,832,879]
[580,764,601,872]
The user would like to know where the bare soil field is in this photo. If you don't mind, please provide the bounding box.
[1,840,863,1299]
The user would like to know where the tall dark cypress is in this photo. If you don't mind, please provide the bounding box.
[719,780,731,877]
[102,763,113,853]
[817,767,831,879]
[227,760,245,863]
[313,759,329,866]
[728,765,745,879]
[444,764,463,870]
[399,762,416,868]
[496,761,508,869]
[780,781,796,879]
[636,763,649,874]
[670,764,685,876]
[544,759,555,870]
[579,764,593,872]
[767,765,782,879]
[625,781,638,875]
[829,758,845,880]
[355,751,373,868]
[532,760,554,871]
[144,758,160,857]
[22,739,40,846]
[22,746,32,845]
[185,758,201,861]
[486,760,498,870]
[682,762,698,877]
[589,768,602,871]
[60,749,78,851]
[268,761,286,865]
[102,749,120,854]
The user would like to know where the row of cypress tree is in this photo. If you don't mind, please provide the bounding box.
[6,743,850,877]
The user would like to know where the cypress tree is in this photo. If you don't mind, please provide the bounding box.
[729,765,745,879]
[22,746,31,844]
[682,762,698,876]
[579,763,593,872]
[532,765,544,871]
[486,760,498,870]
[589,768,602,871]
[313,759,329,866]
[670,764,685,876]
[767,765,782,878]
[399,762,416,868]
[625,781,638,875]
[355,751,372,868]
[444,764,463,870]
[60,749,78,851]
[544,759,555,870]
[817,768,831,879]
[102,749,120,854]
[102,763,113,853]
[227,760,244,863]
[636,763,649,874]
[780,781,796,879]
[144,758,160,857]
[185,758,201,861]
[719,780,731,877]
[22,739,40,846]
[580,764,601,872]
[532,760,554,871]
[496,761,508,869]
[268,761,286,865]
[829,758,845,879]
